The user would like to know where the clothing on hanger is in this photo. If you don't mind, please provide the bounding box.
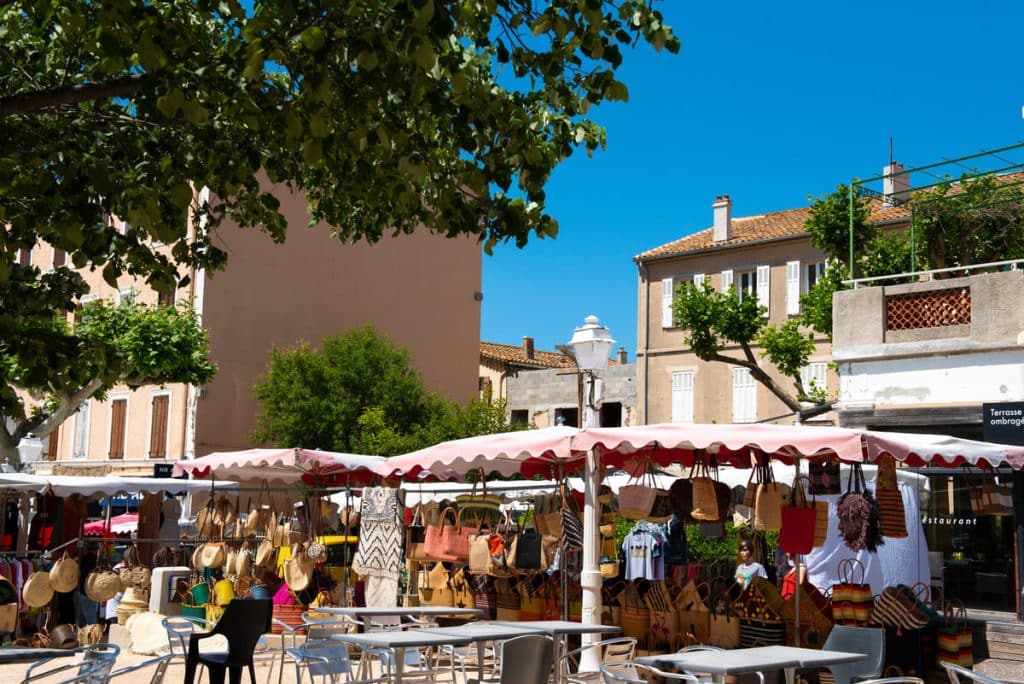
[622,520,667,581]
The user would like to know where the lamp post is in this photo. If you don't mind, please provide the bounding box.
[16,436,43,473]
[568,315,615,672]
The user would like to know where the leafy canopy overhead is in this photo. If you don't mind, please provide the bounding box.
[253,327,517,456]
[0,0,675,461]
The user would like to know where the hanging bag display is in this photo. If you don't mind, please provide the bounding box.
[620,581,651,643]
[441,508,481,562]
[406,503,430,562]
[455,473,503,519]
[981,467,1013,516]
[783,580,833,648]
[425,507,459,562]
[560,482,585,549]
[245,479,275,538]
[49,552,79,594]
[690,452,721,522]
[668,474,695,524]
[23,571,54,608]
[836,463,884,553]
[754,457,785,531]
[779,473,816,554]
[809,457,841,495]
[875,454,908,538]
[533,492,561,538]
[509,517,544,572]
[619,462,658,520]
[830,558,873,626]
[937,600,973,668]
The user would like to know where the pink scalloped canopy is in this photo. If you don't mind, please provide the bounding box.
[174,448,384,484]
[374,423,1024,480]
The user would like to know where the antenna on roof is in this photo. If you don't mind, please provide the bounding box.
[889,136,894,167]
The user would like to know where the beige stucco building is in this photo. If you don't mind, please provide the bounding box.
[634,181,909,426]
[28,185,481,475]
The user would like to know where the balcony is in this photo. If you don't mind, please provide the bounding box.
[832,266,1024,418]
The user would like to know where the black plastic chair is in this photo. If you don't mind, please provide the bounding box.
[184,599,273,684]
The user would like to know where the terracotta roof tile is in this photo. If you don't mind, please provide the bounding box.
[637,199,910,260]
[480,341,573,369]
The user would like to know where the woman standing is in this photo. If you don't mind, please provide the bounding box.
[734,539,767,588]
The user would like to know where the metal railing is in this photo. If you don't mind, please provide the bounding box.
[841,257,1024,289]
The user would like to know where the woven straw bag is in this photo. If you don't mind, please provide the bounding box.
[255,539,276,570]
[199,543,226,570]
[23,571,54,608]
[50,552,79,593]
[85,569,122,603]
[283,543,315,591]
[619,472,657,521]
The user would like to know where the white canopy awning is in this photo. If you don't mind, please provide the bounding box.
[0,474,239,498]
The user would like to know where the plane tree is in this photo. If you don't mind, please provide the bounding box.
[0,0,677,462]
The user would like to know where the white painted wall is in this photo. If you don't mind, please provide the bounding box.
[838,349,1024,406]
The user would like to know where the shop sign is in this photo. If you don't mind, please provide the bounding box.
[983,401,1024,445]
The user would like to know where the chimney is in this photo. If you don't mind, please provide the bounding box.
[882,163,910,208]
[522,336,535,359]
[616,346,628,364]
[713,195,732,242]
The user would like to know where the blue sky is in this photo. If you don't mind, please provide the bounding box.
[480,1,1024,358]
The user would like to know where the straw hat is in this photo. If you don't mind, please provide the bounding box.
[23,571,54,608]
[50,553,79,593]
[125,612,169,656]
[85,569,122,603]
[117,586,149,625]
[199,543,226,570]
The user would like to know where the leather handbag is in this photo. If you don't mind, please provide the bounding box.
[509,525,543,571]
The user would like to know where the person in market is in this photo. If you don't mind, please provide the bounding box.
[734,538,767,588]
[779,552,806,599]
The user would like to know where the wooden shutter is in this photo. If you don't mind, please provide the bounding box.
[786,261,801,315]
[721,269,733,292]
[157,289,175,308]
[18,249,30,267]
[671,371,694,424]
[109,399,127,459]
[52,249,66,268]
[149,395,169,458]
[732,368,756,423]
[46,430,59,461]
[756,265,770,317]
[661,278,674,328]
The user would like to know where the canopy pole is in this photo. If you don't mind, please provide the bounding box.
[794,456,801,648]
[579,444,603,672]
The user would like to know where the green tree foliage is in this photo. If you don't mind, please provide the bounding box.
[0,0,676,463]
[1,300,215,467]
[672,281,819,415]
[253,327,516,455]
[911,174,1024,275]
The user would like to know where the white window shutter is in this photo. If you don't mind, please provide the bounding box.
[801,362,827,395]
[732,368,744,423]
[671,371,694,424]
[756,265,770,317]
[693,273,705,289]
[732,368,756,422]
[786,261,801,315]
[661,278,674,328]
[721,269,733,292]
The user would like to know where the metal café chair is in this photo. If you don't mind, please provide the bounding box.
[940,663,1004,684]
[560,637,638,684]
[107,654,174,684]
[599,663,700,684]
[22,643,122,684]
[856,679,925,684]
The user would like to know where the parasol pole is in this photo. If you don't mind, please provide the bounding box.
[794,455,801,647]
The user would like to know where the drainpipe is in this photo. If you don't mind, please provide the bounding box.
[638,261,651,424]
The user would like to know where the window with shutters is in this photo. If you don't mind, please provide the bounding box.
[720,269,733,292]
[671,371,695,424]
[46,430,59,461]
[17,249,31,267]
[805,261,826,292]
[157,288,175,308]
[786,261,801,315]
[800,362,828,397]
[74,294,99,324]
[117,287,137,307]
[737,269,757,301]
[147,392,170,459]
[72,401,91,459]
[108,396,128,460]
[661,278,675,328]
[731,368,757,423]
[52,249,66,269]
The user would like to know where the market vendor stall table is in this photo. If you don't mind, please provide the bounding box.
[427,622,548,683]
[331,629,474,684]
[637,646,866,684]
[314,606,483,631]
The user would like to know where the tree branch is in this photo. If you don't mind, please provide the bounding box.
[14,377,105,443]
[710,342,803,413]
[0,73,148,118]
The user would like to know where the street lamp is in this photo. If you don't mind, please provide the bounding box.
[568,315,615,672]
[16,436,43,472]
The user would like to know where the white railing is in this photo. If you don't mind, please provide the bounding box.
[841,257,1024,289]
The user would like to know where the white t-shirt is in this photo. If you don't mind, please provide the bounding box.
[622,530,663,581]
[734,561,767,588]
